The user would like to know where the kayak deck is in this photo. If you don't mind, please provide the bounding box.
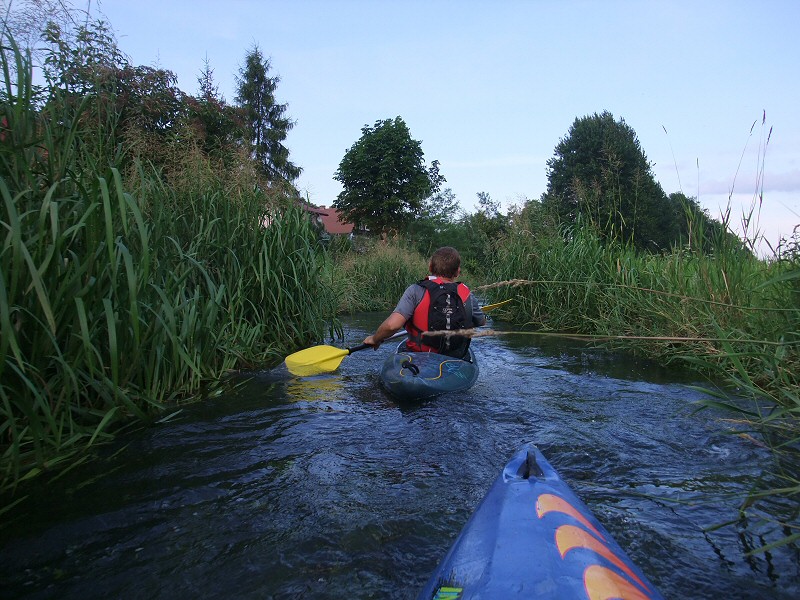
[379,342,479,401]
[417,444,665,599]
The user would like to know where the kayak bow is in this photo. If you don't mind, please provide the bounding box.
[418,444,665,599]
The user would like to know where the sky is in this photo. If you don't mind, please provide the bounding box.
[78,1,800,253]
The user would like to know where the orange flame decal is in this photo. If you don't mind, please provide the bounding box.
[584,564,654,600]
[555,525,649,592]
[536,493,605,540]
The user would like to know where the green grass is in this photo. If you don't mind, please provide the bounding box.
[327,238,429,313]
[482,203,798,390]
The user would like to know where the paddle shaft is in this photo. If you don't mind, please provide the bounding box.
[348,330,407,353]
[285,301,504,376]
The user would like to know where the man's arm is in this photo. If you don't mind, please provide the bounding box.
[363,312,407,349]
[469,294,486,327]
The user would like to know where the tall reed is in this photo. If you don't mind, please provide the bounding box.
[327,239,428,313]
[485,202,798,395]
[484,199,799,550]
[0,37,335,494]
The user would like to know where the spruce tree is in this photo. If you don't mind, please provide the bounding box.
[235,45,300,183]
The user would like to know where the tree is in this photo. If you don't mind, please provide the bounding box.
[235,44,300,183]
[543,111,671,250]
[333,117,439,236]
[41,19,127,98]
[408,187,464,255]
[458,192,509,273]
[666,192,747,254]
[187,57,242,160]
[114,64,186,134]
[40,19,187,172]
[197,56,220,101]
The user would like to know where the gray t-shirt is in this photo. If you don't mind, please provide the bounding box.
[393,278,486,327]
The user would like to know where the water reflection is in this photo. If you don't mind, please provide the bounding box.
[285,374,348,403]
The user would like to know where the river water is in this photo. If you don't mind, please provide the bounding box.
[1,313,798,599]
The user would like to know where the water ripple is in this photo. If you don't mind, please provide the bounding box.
[1,318,797,599]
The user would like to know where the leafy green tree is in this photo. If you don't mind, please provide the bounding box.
[35,20,131,183]
[667,192,747,254]
[40,19,187,174]
[663,192,696,247]
[472,192,508,241]
[114,64,186,134]
[543,111,672,250]
[333,117,440,236]
[408,187,464,255]
[41,19,126,100]
[235,44,300,183]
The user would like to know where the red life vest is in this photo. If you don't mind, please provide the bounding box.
[405,277,472,355]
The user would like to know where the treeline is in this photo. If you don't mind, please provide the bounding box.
[33,20,299,191]
[541,111,750,253]
[331,110,751,263]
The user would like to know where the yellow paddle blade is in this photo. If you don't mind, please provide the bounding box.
[482,298,513,312]
[285,345,350,376]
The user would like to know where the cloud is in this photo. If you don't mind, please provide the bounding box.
[763,169,800,193]
[699,168,800,196]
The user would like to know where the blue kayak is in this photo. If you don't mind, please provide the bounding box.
[379,342,479,401]
[417,444,665,600]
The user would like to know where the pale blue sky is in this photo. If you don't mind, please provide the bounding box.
[94,0,798,253]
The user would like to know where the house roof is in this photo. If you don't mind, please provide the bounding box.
[298,201,329,216]
[320,206,354,234]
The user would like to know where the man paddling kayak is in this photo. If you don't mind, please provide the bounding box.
[363,246,486,359]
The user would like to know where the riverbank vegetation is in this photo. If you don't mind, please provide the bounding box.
[0,28,336,498]
[325,195,799,550]
[484,203,799,551]
[325,238,428,314]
